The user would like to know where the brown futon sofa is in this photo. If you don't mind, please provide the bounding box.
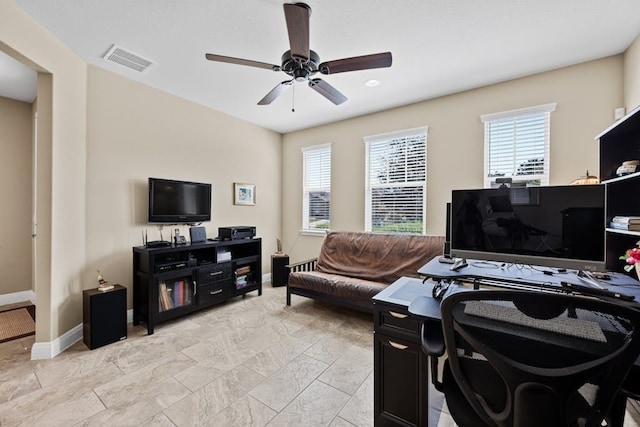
[286,231,445,312]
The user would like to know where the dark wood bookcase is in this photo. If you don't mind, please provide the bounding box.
[133,238,261,334]
[597,105,640,272]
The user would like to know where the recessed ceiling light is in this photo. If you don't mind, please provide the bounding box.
[365,79,381,87]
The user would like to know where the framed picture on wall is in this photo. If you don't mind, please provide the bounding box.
[234,183,256,205]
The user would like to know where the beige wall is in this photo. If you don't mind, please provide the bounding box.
[282,56,624,262]
[0,96,32,294]
[1,0,87,344]
[1,0,281,350]
[85,66,282,307]
[624,33,640,112]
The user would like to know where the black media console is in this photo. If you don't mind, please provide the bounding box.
[132,238,262,334]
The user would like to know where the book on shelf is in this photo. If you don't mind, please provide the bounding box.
[611,216,640,224]
[236,265,251,275]
[159,283,174,311]
[185,283,192,305]
[609,221,640,231]
[173,282,179,307]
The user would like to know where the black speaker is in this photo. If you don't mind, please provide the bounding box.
[444,202,451,257]
[271,255,290,287]
[83,285,127,350]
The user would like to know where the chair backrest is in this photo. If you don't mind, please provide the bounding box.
[439,289,640,427]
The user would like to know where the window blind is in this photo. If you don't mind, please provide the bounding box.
[364,127,427,234]
[302,144,331,231]
[482,103,555,188]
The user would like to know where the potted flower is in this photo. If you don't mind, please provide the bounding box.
[619,241,640,277]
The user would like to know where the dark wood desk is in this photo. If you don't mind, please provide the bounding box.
[372,277,437,427]
[409,257,640,345]
[417,257,640,302]
[405,259,640,426]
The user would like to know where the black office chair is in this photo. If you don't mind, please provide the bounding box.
[422,290,640,427]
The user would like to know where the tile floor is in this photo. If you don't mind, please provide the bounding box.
[0,285,638,426]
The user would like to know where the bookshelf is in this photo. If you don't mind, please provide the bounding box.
[133,238,262,334]
[596,105,640,272]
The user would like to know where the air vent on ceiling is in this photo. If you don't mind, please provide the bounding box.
[103,45,156,73]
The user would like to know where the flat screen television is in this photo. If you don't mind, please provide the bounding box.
[449,185,605,271]
[148,178,211,224]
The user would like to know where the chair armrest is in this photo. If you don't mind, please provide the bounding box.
[421,319,445,356]
[286,258,318,273]
[421,319,445,392]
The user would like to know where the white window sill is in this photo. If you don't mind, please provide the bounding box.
[300,229,329,237]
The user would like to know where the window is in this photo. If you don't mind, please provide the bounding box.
[364,127,427,234]
[302,144,331,232]
[481,103,556,188]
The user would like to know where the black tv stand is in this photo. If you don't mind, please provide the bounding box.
[133,238,262,334]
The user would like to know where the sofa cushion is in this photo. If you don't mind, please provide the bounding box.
[315,231,444,284]
[288,271,388,303]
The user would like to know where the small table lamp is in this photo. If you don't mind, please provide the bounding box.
[571,170,599,185]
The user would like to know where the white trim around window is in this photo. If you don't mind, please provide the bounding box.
[301,143,331,235]
[481,103,556,188]
[363,126,428,234]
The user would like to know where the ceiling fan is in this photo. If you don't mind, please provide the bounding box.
[205,2,392,106]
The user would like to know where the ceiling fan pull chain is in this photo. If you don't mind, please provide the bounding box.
[292,82,295,112]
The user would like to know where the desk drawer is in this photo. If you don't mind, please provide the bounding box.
[376,305,421,340]
[198,263,232,284]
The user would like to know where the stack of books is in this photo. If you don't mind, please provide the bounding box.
[609,216,640,231]
[235,265,251,289]
[235,275,247,289]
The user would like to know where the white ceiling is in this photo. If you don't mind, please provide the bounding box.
[6,0,640,133]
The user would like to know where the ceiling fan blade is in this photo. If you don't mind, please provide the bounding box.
[205,53,280,71]
[258,80,293,105]
[319,52,392,74]
[308,78,347,105]
[283,3,310,61]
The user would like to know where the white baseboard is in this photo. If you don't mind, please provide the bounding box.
[28,276,276,360]
[31,309,134,360]
[0,290,36,306]
[31,323,83,360]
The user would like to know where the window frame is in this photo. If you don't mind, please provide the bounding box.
[481,103,556,188]
[301,143,331,235]
[364,126,428,235]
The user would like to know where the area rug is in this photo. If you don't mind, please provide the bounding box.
[0,307,35,343]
